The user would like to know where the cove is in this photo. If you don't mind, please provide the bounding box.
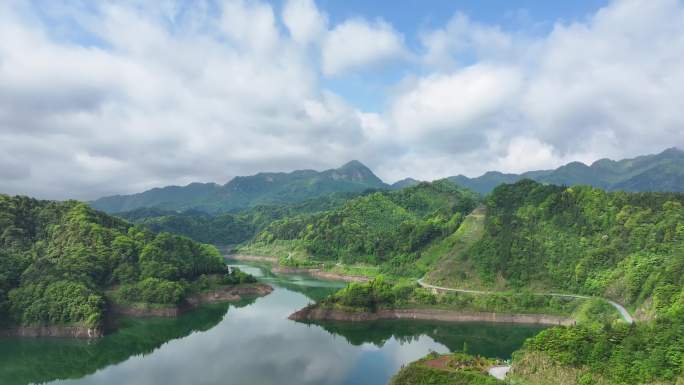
[0,262,545,385]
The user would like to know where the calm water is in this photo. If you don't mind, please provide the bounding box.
[0,263,545,385]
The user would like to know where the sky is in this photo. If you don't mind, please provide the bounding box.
[2,0,684,200]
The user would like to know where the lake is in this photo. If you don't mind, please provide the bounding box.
[0,262,545,385]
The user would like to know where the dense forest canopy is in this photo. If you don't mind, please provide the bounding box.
[115,191,369,246]
[467,179,684,316]
[0,195,244,330]
[447,180,684,385]
[249,180,480,273]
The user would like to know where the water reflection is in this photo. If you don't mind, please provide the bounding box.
[309,319,543,359]
[0,263,544,385]
[0,301,247,385]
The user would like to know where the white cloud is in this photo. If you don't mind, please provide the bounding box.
[420,12,518,70]
[0,0,365,199]
[520,0,684,158]
[389,65,522,144]
[321,18,406,76]
[2,0,684,198]
[283,0,328,46]
[377,0,684,180]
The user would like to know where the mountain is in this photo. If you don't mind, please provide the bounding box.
[449,171,521,195]
[449,179,684,385]
[115,191,367,246]
[449,147,684,195]
[245,180,480,274]
[91,161,388,214]
[389,178,422,190]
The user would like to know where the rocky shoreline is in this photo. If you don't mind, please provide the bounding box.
[0,324,103,339]
[111,283,273,318]
[289,305,575,326]
[1,283,273,339]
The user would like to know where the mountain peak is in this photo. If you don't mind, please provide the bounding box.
[390,177,421,190]
[339,160,368,170]
[660,147,683,157]
[328,160,385,186]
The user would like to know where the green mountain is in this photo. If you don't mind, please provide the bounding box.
[91,161,387,214]
[389,178,422,190]
[452,179,684,310]
[0,194,248,331]
[424,179,684,385]
[247,180,480,273]
[115,191,368,246]
[449,147,684,195]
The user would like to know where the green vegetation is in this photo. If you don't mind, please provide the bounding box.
[388,352,504,385]
[91,160,387,214]
[515,317,684,385]
[316,278,597,320]
[115,191,367,246]
[422,207,486,287]
[450,147,684,195]
[466,179,684,313]
[0,195,255,330]
[247,180,480,276]
[447,179,684,384]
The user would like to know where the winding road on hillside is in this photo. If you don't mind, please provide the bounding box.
[416,278,634,324]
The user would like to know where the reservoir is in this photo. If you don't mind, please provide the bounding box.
[0,262,544,385]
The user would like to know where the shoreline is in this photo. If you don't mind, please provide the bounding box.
[271,266,370,283]
[227,254,370,283]
[225,254,279,263]
[0,324,103,339]
[289,305,575,326]
[110,283,273,318]
[0,283,273,339]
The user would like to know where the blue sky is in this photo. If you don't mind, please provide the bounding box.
[1,0,683,199]
[316,0,609,111]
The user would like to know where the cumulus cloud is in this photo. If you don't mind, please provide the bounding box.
[420,12,519,70]
[283,0,328,46]
[376,0,684,180]
[389,65,522,147]
[1,0,684,198]
[321,18,407,76]
[0,0,363,199]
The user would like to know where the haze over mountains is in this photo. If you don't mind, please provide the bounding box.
[91,148,684,214]
[450,147,684,195]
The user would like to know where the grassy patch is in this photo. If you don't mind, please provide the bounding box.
[423,207,489,289]
[389,352,505,385]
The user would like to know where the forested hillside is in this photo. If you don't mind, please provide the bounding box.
[115,191,367,246]
[464,179,684,315]
[91,161,387,213]
[449,180,684,384]
[247,180,480,274]
[0,195,251,331]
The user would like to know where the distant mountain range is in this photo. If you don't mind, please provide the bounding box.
[91,160,387,213]
[91,148,684,214]
[449,147,684,195]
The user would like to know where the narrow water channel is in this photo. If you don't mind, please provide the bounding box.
[0,262,545,385]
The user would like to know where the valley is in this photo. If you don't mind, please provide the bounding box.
[1,150,684,384]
